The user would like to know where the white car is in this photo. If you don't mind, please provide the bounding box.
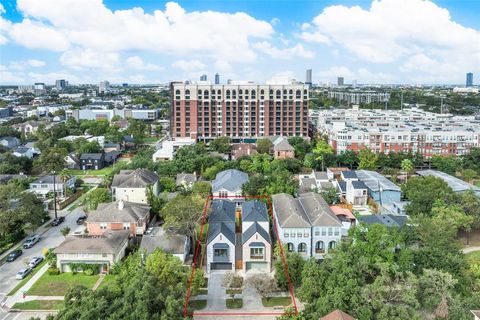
[16,268,31,280]
[28,256,44,268]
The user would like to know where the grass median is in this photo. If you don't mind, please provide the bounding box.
[7,260,48,296]
[12,299,64,311]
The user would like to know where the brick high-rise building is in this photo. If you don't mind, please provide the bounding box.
[171,81,309,141]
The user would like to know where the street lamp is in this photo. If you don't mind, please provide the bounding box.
[52,170,58,220]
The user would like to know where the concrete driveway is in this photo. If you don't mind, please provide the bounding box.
[205,272,227,311]
[0,207,86,300]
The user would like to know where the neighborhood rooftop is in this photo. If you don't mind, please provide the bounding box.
[356,170,401,192]
[212,169,248,193]
[139,227,187,255]
[417,169,480,194]
[111,169,159,188]
[53,230,129,255]
[88,201,151,223]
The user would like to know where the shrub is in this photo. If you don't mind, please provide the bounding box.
[48,267,60,275]
[83,269,93,276]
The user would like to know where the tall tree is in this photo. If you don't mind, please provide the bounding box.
[256,138,273,154]
[33,146,67,173]
[210,137,231,154]
[358,148,378,170]
[313,140,333,171]
[161,194,204,242]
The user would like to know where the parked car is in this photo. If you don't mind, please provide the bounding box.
[76,215,87,225]
[16,268,31,280]
[23,235,40,249]
[51,216,65,226]
[6,249,22,262]
[28,256,44,268]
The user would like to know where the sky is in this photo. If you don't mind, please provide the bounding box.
[0,0,479,85]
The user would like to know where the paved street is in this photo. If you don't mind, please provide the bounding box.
[0,207,86,318]
[1,311,57,320]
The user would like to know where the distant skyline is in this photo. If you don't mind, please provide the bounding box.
[0,0,479,85]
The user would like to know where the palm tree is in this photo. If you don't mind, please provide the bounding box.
[59,170,71,198]
[401,159,413,183]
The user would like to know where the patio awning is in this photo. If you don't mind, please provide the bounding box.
[249,242,265,247]
[213,243,229,249]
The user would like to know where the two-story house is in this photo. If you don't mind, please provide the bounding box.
[272,192,343,259]
[111,169,159,204]
[299,170,336,193]
[87,200,151,237]
[80,153,105,170]
[272,136,295,159]
[54,230,129,273]
[345,180,368,205]
[206,200,236,273]
[241,200,271,272]
[212,169,248,203]
[29,175,76,199]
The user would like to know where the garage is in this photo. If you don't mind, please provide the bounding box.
[210,263,232,270]
[246,261,268,271]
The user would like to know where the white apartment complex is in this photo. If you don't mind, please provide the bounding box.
[314,106,480,158]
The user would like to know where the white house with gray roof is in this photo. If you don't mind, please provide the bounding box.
[241,200,271,272]
[212,169,248,203]
[206,200,236,272]
[140,227,191,263]
[111,169,159,204]
[272,192,343,259]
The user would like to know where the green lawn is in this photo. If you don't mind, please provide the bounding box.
[96,274,116,290]
[466,251,480,265]
[27,272,100,296]
[189,299,207,310]
[8,260,48,296]
[65,159,128,177]
[226,298,243,309]
[143,137,160,144]
[261,297,292,307]
[12,300,64,311]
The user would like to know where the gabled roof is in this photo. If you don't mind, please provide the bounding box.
[176,173,197,185]
[88,201,151,223]
[351,181,368,189]
[273,137,294,152]
[53,230,129,255]
[66,152,80,163]
[80,153,103,160]
[210,200,236,223]
[212,169,248,193]
[272,193,311,228]
[357,214,408,228]
[417,169,480,193]
[320,309,356,320]
[13,146,30,154]
[341,171,358,179]
[207,221,235,244]
[338,181,347,193]
[242,200,268,222]
[314,171,329,180]
[111,169,159,188]
[105,150,121,162]
[139,227,187,255]
[355,170,401,192]
[298,192,342,227]
[242,222,271,244]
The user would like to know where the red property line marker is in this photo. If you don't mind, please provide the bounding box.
[183,195,298,318]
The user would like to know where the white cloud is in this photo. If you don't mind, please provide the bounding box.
[125,56,163,71]
[214,60,232,73]
[252,41,315,59]
[317,65,394,84]
[270,18,280,26]
[7,0,274,62]
[172,59,206,71]
[27,59,46,67]
[60,48,120,70]
[301,0,480,78]
[9,18,70,51]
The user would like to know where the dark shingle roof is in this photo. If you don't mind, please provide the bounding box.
[242,222,270,244]
[80,153,103,160]
[207,222,235,244]
[212,169,248,193]
[111,169,159,188]
[342,171,358,179]
[210,200,236,223]
[242,200,268,222]
[351,181,368,189]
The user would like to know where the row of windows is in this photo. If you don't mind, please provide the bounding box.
[286,241,336,253]
[175,89,308,96]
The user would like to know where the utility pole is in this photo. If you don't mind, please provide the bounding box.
[52,171,58,219]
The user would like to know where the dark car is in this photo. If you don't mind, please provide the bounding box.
[6,249,22,262]
[76,215,87,225]
[51,216,65,226]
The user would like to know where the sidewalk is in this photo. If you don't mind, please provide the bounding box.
[462,246,480,254]
[4,263,50,308]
